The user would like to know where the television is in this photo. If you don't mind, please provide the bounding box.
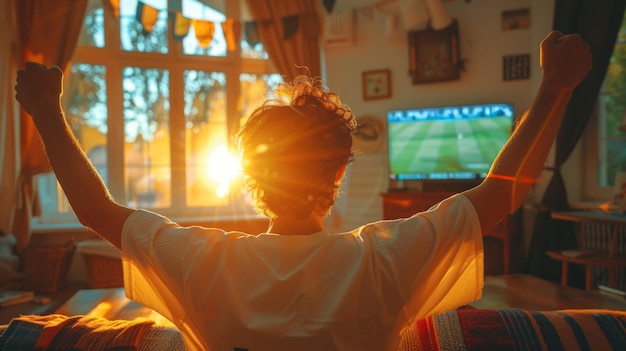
[386,102,514,189]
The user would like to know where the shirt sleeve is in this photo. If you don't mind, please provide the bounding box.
[358,194,484,335]
[120,209,225,331]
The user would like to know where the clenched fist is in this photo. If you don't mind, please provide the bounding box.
[540,30,593,91]
[15,62,64,119]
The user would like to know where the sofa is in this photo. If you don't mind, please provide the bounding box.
[1,308,625,350]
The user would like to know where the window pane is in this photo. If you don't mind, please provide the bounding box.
[37,173,73,218]
[239,1,268,59]
[65,63,109,184]
[184,70,229,206]
[238,73,283,126]
[599,12,626,187]
[182,1,227,56]
[120,0,168,53]
[123,67,171,208]
[39,63,108,220]
[241,23,268,59]
[78,2,105,47]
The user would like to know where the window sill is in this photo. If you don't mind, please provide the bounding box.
[31,213,268,234]
[569,201,604,211]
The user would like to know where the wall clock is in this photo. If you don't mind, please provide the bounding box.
[352,116,385,154]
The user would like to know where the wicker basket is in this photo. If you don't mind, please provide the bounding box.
[82,253,124,288]
[20,241,76,292]
[77,240,124,289]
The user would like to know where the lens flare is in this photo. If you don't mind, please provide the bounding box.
[207,145,242,198]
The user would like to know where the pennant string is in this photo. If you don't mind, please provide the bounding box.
[282,15,299,40]
[136,1,159,35]
[245,21,261,47]
[323,0,336,14]
[108,1,325,51]
[170,11,191,42]
[221,18,241,52]
[193,19,215,48]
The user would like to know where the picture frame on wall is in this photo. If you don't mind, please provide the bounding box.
[502,8,530,31]
[362,69,392,100]
[408,20,460,84]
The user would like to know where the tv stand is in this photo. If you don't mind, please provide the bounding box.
[381,190,521,274]
[420,179,481,193]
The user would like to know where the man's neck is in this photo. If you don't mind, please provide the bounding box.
[267,215,325,235]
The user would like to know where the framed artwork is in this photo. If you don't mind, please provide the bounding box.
[502,8,530,31]
[352,116,385,154]
[503,54,530,80]
[408,20,460,84]
[362,69,391,100]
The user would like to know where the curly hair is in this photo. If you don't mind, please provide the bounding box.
[235,76,357,219]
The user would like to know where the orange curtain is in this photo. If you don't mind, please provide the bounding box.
[0,1,20,243]
[245,0,322,82]
[12,0,88,249]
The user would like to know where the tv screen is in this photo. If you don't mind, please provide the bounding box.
[387,103,514,181]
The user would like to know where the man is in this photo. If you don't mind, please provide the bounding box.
[15,30,591,350]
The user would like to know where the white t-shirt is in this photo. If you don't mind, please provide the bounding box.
[121,193,484,351]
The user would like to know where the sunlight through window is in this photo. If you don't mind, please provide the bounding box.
[207,145,242,198]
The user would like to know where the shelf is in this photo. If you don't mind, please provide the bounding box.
[546,250,626,268]
[549,211,626,291]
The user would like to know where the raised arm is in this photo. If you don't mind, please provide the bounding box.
[15,62,133,249]
[463,30,593,234]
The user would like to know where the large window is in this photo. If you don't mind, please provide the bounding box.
[35,0,282,225]
[584,10,626,201]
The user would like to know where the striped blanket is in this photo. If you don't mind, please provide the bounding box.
[1,309,624,350]
[399,308,626,351]
[0,314,184,351]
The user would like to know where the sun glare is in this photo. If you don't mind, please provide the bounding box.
[207,145,242,198]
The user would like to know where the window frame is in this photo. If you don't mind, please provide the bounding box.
[582,105,614,202]
[581,14,626,203]
[34,0,275,226]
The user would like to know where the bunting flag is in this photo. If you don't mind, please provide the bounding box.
[245,21,261,48]
[192,19,215,48]
[170,10,191,41]
[107,1,326,50]
[322,0,336,14]
[282,15,300,40]
[221,18,241,52]
[136,1,159,35]
[106,0,429,50]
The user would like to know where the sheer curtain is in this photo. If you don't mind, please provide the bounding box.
[245,0,323,81]
[8,0,88,249]
[526,0,626,286]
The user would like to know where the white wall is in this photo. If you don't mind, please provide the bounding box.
[323,0,564,234]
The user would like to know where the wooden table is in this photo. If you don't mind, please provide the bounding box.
[547,211,626,290]
[48,274,626,326]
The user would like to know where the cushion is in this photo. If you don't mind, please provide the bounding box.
[0,314,185,351]
[399,308,626,351]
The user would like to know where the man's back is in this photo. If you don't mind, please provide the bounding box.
[121,194,484,350]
